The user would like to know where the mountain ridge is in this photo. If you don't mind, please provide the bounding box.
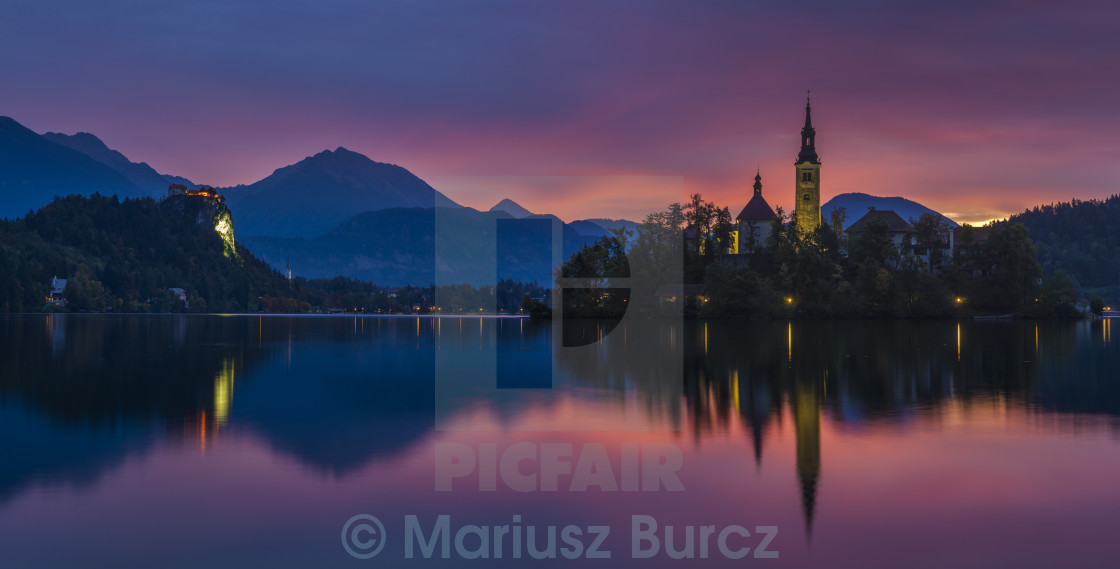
[241,205,604,286]
[224,147,461,239]
[0,117,144,219]
[42,131,196,196]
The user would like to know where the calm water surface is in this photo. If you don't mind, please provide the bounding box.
[1,314,1118,568]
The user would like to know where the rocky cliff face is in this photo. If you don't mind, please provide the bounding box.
[161,194,237,258]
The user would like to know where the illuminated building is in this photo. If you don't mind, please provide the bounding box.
[46,276,68,306]
[167,183,225,203]
[794,92,822,237]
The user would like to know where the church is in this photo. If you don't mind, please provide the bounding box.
[734,94,821,254]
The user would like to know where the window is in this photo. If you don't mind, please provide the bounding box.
[801,171,812,182]
[803,193,811,201]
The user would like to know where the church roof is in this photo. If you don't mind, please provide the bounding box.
[736,193,776,221]
[848,209,913,233]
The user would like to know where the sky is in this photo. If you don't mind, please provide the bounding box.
[2,0,1117,224]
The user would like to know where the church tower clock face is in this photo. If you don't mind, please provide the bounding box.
[794,93,821,237]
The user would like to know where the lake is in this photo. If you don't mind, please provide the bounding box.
[1,314,1117,568]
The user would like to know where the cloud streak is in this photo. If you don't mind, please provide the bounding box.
[2,0,1115,223]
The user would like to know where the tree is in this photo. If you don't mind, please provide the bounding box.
[702,263,777,318]
[682,194,734,282]
[65,271,108,312]
[911,212,952,272]
[556,234,630,318]
[980,222,1043,312]
[847,216,897,269]
[1090,295,1105,316]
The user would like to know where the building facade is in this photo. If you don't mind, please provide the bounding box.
[794,94,821,236]
[736,170,777,254]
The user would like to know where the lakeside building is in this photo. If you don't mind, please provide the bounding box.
[46,276,67,306]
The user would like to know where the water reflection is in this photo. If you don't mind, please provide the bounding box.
[556,318,1120,538]
[1,315,1118,566]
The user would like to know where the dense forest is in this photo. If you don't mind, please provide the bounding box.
[1009,195,1120,298]
[559,195,1091,319]
[0,194,290,312]
[0,194,546,314]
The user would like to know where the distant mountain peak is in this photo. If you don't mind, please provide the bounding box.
[290,147,402,174]
[823,192,958,230]
[489,198,534,218]
[224,147,461,239]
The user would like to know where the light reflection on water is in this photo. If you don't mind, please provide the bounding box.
[1,314,1118,568]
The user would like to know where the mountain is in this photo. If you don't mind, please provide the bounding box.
[486,201,641,240]
[224,147,461,239]
[823,193,958,230]
[241,206,602,286]
[0,117,143,219]
[42,132,196,196]
[577,216,640,236]
[567,220,612,238]
[489,198,533,218]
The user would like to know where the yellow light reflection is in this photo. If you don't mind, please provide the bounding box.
[787,322,792,362]
[704,323,708,354]
[199,410,207,455]
[956,323,961,361]
[213,359,235,426]
[732,369,740,413]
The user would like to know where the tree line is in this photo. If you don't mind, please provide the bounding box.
[0,194,547,314]
[1008,194,1120,300]
[557,195,1089,319]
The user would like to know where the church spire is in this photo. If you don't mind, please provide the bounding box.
[753,169,763,195]
[804,90,813,130]
[797,91,819,164]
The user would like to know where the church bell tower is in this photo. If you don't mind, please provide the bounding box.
[794,92,821,236]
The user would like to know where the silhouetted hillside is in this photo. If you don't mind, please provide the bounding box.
[0,194,289,312]
[1009,195,1120,291]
